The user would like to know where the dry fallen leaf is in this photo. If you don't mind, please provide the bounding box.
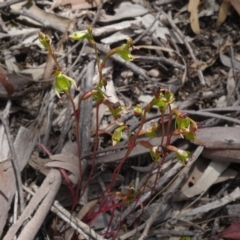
[229,0,240,15]
[51,0,108,10]
[217,0,232,27]
[188,0,200,34]
[99,2,148,22]
[11,1,73,32]
[217,0,240,26]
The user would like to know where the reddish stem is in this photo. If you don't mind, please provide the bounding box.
[65,91,82,208]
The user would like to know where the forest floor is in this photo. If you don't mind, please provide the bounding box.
[0,0,240,239]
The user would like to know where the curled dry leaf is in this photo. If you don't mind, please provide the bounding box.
[217,0,232,27]
[46,153,80,185]
[229,0,240,14]
[188,0,200,34]
[217,0,240,27]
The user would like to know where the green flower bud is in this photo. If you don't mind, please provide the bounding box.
[116,50,134,61]
[69,31,90,41]
[53,70,77,98]
[38,32,51,51]
[112,125,125,146]
[133,104,143,115]
[175,149,190,165]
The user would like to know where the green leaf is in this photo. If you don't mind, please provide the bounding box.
[145,122,159,138]
[116,50,134,61]
[69,30,90,41]
[105,101,122,119]
[150,97,168,112]
[98,78,107,89]
[114,39,134,61]
[183,132,196,141]
[176,117,190,130]
[165,91,175,102]
[175,149,190,165]
[92,89,105,102]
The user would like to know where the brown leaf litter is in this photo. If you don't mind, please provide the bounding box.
[0,0,240,239]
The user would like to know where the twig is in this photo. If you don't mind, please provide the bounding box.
[134,55,185,70]
[79,60,94,155]
[184,110,240,125]
[155,0,177,6]
[23,186,95,238]
[118,222,146,240]
[13,190,18,240]
[0,0,23,8]
[162,11,206,85]
[65,0,103,74]
[133,9,161,44]
[0,101,25,213]
[51,204,89,240]
[91,0,104,27]
[227,46,238,106]
[53,201,106,240]
[138,201,163,240]
[230,46,236,83]
[5,169,62,240]
[42,93,55,148]
[138,146,203,239]
[13,190,18,224]
[207,180,234,236]
[150,229,196,237]
[96,43,161,83]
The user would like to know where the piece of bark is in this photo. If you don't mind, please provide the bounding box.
[0,127,36,237]
[194,127,240,149]
[194,127,240,163]
[95,127,240,164]
[4,139,87,239]
[3,169,62,240]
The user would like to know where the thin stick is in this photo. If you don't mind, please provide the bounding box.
[13,190,18,224]
[162,11,206,85]
[0,101,25,213]
[133,9,161,44]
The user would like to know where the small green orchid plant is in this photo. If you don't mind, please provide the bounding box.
[38,27,199,237]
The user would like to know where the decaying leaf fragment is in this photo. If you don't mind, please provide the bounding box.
[217,0,240,27]
[51,0,108,10]
[188,0,200,34]
[217,0,232,27]
[229,0,240,15]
